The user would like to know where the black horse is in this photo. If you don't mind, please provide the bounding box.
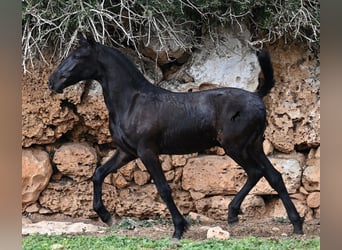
[48,35,303,239]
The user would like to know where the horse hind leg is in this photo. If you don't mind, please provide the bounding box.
[226,142,304,234]
[220,123,265,225]
[224,148,263,224]
[254,152,304,234]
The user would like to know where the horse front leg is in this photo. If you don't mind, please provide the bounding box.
[224,149,263,224]
[138,146,189,240]
[228,171,262,224]
[92,148,135,226]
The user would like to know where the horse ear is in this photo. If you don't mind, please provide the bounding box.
[86,34,96,47]
[78,33,96,47]
[78,33,88,46]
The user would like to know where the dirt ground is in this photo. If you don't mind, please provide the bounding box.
[22,213,320,241]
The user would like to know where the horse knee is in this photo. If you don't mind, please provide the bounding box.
[92,168,103,184]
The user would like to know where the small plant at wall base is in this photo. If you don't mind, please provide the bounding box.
[22,0,319,72]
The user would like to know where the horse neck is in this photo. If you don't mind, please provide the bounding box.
[95,45,154,116]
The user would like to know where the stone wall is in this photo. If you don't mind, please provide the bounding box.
[22,27,320,223]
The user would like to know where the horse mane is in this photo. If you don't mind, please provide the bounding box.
[79,33,147,84]
[98,43,147,83]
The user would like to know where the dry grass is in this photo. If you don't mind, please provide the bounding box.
[22,0,320,72]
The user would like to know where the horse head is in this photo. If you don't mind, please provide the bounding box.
[48,34,98,93]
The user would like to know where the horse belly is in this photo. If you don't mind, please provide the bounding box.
[160,128,219,154]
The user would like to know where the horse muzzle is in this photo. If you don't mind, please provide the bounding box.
[48,79,64,93]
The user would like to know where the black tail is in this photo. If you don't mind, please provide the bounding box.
[256,50,275,97]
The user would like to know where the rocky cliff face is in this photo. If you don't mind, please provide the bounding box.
[22,27,320,223]
[264,42,320,153]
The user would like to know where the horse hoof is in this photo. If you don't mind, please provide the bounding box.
[105,216,113,227]
[228,217,239,225]
[293,216,304,234]
[293,228,304,235]
[170,238,182,247]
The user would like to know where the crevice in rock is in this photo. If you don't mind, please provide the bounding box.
[60,99,78,115]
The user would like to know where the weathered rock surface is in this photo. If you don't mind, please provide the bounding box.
[142,35,190,66]
[241,195,266,218]
[195,196,233,221]
[187,26,260,92]
[133,170,151,186]
[25,146,320,221]
[307,192,320,209]
[22,219,106,236]
[22,148,53,210]
[22,64,83,147]
[115,184,166,218]
[264,43,320,153]
[182,155,246,197]
[188,212,215,224]
[207,226,230,240]
[302,165,320,192]
[53,142,98,182]
[269,198,312,220]
[22,40,319,153]
[115,184,194,219]
[39,180,117,218]
[182,154,303,198]
[76,81,112,144]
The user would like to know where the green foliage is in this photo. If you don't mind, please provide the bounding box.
[22,234,320,250]
[273,217,291,223]
[22,0,319,71]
